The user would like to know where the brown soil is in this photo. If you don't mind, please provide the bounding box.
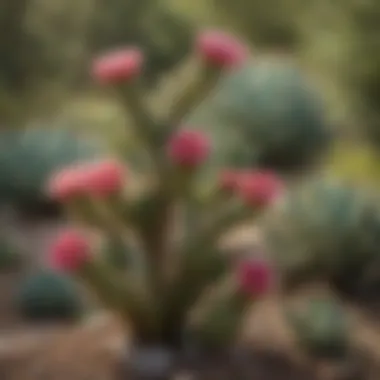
[0,294,377,380]
[0,213,378,379]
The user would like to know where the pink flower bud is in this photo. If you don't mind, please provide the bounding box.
[237,171,283,207]
[82,159,126,197]
[167,130,211,169]
[46,166,86,202]
[92,48,143,84]
[237,259,273,296]
[49,229,92,272]
[196,30,248,69]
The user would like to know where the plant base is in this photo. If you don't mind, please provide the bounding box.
[123,344,177,380]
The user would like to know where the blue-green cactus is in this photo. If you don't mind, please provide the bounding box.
[287,298,349,360]
[16,270,84,322]
[264,178,380,298]
[0,127,103,210]
[190,59,331,173]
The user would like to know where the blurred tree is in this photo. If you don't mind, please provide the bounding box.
[89,0,194,88]
[0,0,29,93]
[0,0,193,124]
[0,0,95,124]
[215,0,301,50]
[291,0,380,146]
[341,0,380,147]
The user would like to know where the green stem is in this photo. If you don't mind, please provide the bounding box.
[188,277,250,349]
[79,259,158,337]
[96,200,140,270]
[161,205,252,341]
[130,189,174,298]
[65,197,105,227]
[186,203,253,253]
[168,65,222,126]
[119,81,167,180]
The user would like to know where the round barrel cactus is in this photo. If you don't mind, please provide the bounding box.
[0,127,103,211]
[287,298,349,360]
[263,178,380,300]
[16,270,84,322]
[190,59,331,174]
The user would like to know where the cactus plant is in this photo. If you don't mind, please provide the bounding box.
[17,270,84,322]
[0,127,103,213]
[263,178,380,300]
[286,297,349,360]
[44,30,278,379]
[189,59,331,174]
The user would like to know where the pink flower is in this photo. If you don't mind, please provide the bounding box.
[81,159,126,197]
[196,30,248,69]
[237,171,283,207]
[92,48,143,84]
[49,229,92,272]
[46,166,87,202]
[167,130,211,169]
[237,259,273,296]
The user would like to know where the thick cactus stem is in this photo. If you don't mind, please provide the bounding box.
[119,83,157,144]
[186,276,250,349]
[168,65,221,126]
[78,259,158,337]
[161,246,228,345]
[161,202,254,341]
[66,198,137,271]
[183,201,253,254]
[64,197,104,227]
[128,189,173,288]
[118,82,166,177]
[102,233,136,269]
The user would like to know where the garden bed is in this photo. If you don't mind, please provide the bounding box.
[0,293,377,380]
[0,211,378,380]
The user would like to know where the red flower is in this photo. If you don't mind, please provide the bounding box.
[81,159,126,197]
[196,30,248,69]
[237,171,283,207]
[92,48,143,84]
[46,166,87,202]
[237,259,273,297]
[167,130,211,169]
[49,229,92,272]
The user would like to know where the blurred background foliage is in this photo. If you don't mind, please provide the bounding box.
[0,0,380,183]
